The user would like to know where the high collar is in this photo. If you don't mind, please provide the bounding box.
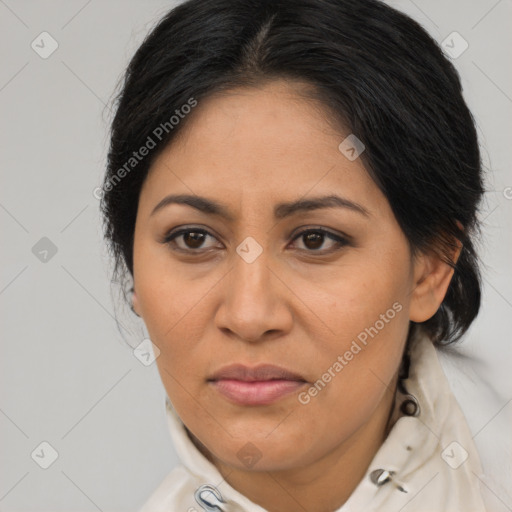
[142,328,487,512]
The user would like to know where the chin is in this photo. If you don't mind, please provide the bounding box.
[199,421,317,472]
[216,443,308,472]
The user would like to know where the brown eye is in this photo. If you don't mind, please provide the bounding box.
[302,232,324,250]
[163,228,219,252]
[182,231,207,249]
[162,226,349,256]
[291,228,348,253]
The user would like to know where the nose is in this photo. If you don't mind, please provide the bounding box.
[214,246,293,343]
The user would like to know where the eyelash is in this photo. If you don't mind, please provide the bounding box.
[161,226,350,255]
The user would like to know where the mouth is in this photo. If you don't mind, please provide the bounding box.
[207,364,308,406]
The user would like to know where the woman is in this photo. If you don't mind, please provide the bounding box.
[100,0,507,510]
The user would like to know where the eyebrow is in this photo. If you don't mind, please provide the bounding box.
[150,193,370,220]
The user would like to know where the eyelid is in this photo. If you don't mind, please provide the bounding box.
[289,225,350,242]
[288,227,350,252]
[161,226,222,249]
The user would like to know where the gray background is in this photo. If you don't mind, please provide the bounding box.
[1,0,511,510]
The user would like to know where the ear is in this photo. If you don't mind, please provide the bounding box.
[409,239,462,323]
[131,288,141,317]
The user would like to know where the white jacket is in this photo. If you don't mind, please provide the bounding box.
[139,330,511,512]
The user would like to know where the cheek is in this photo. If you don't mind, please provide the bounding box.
[299,249,411,404]
[133,251,221,391]
[312,251,411,340]
[136,275,208,355]
[134,238,199,333]
[303,266,409,382]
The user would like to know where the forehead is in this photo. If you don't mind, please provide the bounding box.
[168,79,342,155]
[139,80,387,219]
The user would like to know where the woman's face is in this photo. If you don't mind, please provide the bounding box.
[132,80,434,473]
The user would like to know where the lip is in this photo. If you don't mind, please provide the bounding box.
[208,364,308,406]
[209,363,306,382]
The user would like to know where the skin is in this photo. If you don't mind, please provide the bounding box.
[132,79,458,512]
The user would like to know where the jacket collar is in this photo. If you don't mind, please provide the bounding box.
[152,328,487,511]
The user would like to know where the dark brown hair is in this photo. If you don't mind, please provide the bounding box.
[101,0,484,345]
